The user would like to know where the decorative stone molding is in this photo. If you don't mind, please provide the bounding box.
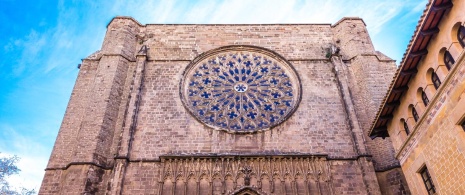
[158,155,331,195]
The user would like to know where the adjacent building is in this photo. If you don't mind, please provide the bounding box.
[369,0,465,194]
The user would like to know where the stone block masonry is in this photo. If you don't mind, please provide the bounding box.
[39,16,408,194]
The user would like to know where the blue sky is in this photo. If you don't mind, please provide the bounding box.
[0,0,425,191]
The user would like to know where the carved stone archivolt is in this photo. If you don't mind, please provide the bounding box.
[158,155,333,195]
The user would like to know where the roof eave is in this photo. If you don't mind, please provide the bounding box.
[368,0,453,138]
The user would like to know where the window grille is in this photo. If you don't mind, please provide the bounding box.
[403,120,410,135]
[444,51,455,70]
[412,107,419,122]
[420,166,436,195]
[432,72,441,90]
[422,90,429,106]
[459,25,465,48]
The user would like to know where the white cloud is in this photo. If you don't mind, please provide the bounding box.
[398,1,428,25]
[183,1,220,23]
[2,154,47,192]
[0,125,48,192]
[4,29,48,77]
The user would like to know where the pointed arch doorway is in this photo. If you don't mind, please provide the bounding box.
[230,186,267,195]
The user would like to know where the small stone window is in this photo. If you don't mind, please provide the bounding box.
[403,120,410,135]
[412,107,419,122]
[443,50,455,70]
[420,166,436,195]
[432,72,441,90]
[458,25,465,48]
[422,90,429,106]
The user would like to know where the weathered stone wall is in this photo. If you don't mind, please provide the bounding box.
[142,24,333,61]
[332,18,400,170]
[39,16,406,195]
[131,59,357,159]
[375,168,409,195]
[331,18,409,194]
[347,55,399,169]
[40,18,142,194]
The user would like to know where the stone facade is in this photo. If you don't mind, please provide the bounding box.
[40,16,409,194]
[370,0,465,194]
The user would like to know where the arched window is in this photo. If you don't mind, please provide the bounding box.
[458,25,465,48]
[422,90,429,106]
[403,120,410,135]
[412,107,419,122]
[432,72,441,90]
[444,50,455,70]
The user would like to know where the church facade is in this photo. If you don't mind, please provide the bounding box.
[38,10,417,195]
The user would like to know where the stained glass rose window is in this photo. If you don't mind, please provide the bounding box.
[180,46,301,133]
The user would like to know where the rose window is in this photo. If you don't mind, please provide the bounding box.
[180,47,301,132]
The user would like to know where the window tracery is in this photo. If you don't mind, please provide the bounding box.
[180,47,301,132]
